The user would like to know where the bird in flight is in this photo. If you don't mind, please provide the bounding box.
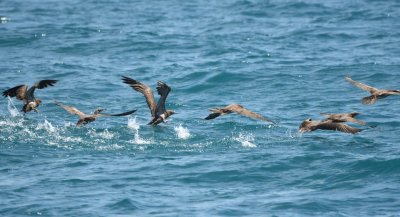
[2,80,58,113]
[298,118,361,134]
[122,76,176,125]
[204,104,275,124]
[55,101,136,126]
[345,76,400,105]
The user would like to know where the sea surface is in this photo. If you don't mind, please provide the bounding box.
[1,0,400,216]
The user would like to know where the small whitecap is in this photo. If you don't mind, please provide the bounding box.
[174,124,191,140]
[0,119,24,128]
[96,144,123,151]
[64,122,75,127]
[60,136,82,143]
[234,132,256,148]
[98,129,114,139]
[132,134,152,145]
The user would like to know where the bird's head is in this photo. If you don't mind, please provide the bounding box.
[94,108,104,115]
[298,118,313,133]
[35,98,42,105]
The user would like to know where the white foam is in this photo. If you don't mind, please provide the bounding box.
[36,120,57,134]
[96,144,123,151]
[97,129,114,139]
[174,124,191,140]
[7,97,21,117]
[235,132,257,148]
[64,122,75,127]
[0,119,24,128]
[127,116,151,145]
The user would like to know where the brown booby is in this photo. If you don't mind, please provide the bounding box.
[122,76,176,125]
[205,104,275,123]
[298,118,361,134]
[55,101,136,126]
[2,80,58,113]
[345,76,400,105]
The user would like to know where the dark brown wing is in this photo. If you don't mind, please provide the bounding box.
[2,85,28,100]
[345,76,378,93]
[95,109,137,117]
[317,121,361,134]
[122,76,156,117]
[34,80,58,89]
[26,80,58,100]
[155,81,171,116]
[227,104,275,123]
[54,101,86,118]
[205,112,222,120]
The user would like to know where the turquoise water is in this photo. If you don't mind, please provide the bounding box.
[1,0,400,216]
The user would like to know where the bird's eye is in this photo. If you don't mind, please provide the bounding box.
[308,119,312,121]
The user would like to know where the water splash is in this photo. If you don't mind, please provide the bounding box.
[37,119,57,134]
[174,124,191,140]
[127,116,151,145]
[98,129,114,139]
[7,97,21,117]
[234,132,256,148]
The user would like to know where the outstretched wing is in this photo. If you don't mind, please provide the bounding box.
[96,109,137,117]
[227,104,275,123]
[155,81,171,116]
[345,76,378,93]
[122,76,156,117]
[2,85,28,101]
[205,112,222,120]
[317,121,361,134]
[26,80,58,100]
[386,90,400,95]
[54,101,86,118]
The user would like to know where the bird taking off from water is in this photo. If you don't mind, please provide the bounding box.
[2,80,58,113]
[204,104,275,124]
[55,101,136,126]
[345,76,400,105]
[122,76,176,125]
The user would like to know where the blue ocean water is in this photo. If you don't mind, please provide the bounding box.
[1,0,400,216]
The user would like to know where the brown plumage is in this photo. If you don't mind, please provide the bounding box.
[55,101,136,126]
[345,76,400,105]
[320,112,367,126]
[122,76,176,125]
[2,80,57,113]
[298,119,361,134]
[205,104,275,123]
